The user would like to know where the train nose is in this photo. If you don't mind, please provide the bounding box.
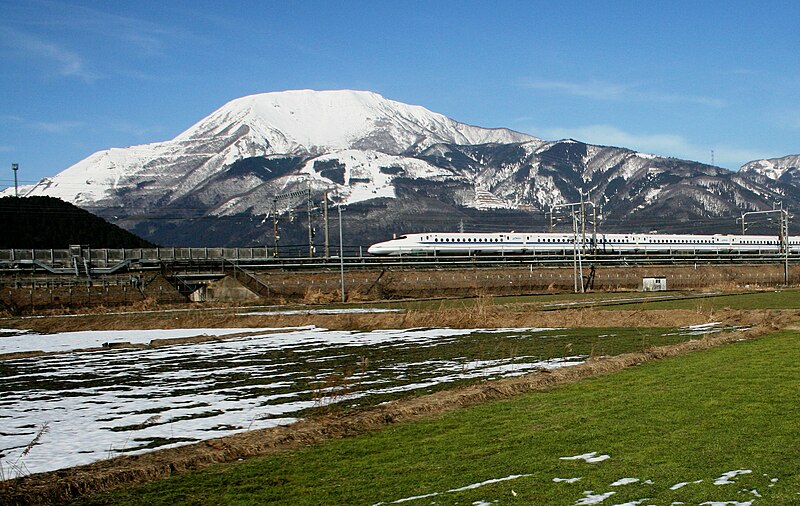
[368,242,390,255]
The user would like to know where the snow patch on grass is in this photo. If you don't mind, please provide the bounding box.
[575,490,615,505]
[374,474,531,505]
[713,470,752,485]
[561,452,611,463]
[609,477,639,487]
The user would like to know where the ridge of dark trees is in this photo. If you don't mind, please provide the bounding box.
[0,196,156,249]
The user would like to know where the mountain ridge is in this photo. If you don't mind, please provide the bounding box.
[4,90,800,248]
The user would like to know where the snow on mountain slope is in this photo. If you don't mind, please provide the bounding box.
[12,128,263,206]
[204,149,463,217]
[740,154,800,180]
[8,90,538,206]
[178,90,537,154]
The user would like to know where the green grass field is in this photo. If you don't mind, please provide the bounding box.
[600,289,800,311]
[366,288,800,313]
[81,328,800,505]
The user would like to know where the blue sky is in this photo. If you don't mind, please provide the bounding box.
[1,0,799,191]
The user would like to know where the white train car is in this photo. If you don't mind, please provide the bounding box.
[367,232,800,256]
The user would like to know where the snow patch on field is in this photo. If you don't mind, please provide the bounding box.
[609,478,640,486]
[236,308,403,316]
[575,490,615,505]
[561,452,611,463]
[0,326,582,475]
[373,474,531,505]
[0,327,302,354]
[713,469,752,485]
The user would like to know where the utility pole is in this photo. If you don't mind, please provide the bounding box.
[12,163,19,197]
[272,188,313,258]
[338,205,345,303]
[784,208,790,285]
[580,191,586,255]
[272,200,279,257]
[307,191,314,258]
[740,206,791,285]
[570,208,584,293]
[552,194,596,292]
[572,208,578,293]
[323,192,330,258]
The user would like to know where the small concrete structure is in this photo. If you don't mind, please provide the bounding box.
[642,276,667,292]
[190,275,260,302]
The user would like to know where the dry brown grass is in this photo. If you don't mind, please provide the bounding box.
[301,288,338,305]
[2,298,796,340]
[0,323,776,506]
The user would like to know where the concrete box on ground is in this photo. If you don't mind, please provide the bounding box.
[642,276,667,291]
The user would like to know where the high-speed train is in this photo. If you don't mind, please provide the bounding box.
[367,231,800,256]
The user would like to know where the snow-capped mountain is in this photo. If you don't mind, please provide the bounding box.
[740,155,800,181]
[6,90,800,247]
[11,90,536,208]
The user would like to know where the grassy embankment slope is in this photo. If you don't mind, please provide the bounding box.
[82,325,800,505]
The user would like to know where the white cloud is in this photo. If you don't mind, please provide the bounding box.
[0,27,100,82]
[30,39,99,81]
[31,120,86,134]
[520,78,725,108]
[107,121,165,139]
[532,124,770,169]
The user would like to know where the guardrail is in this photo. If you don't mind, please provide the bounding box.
[0,247,274,267]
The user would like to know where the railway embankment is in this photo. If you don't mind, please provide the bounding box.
[246,263,797,302]
[0,263,796,314]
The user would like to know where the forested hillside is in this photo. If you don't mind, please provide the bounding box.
[0,196,156,248]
